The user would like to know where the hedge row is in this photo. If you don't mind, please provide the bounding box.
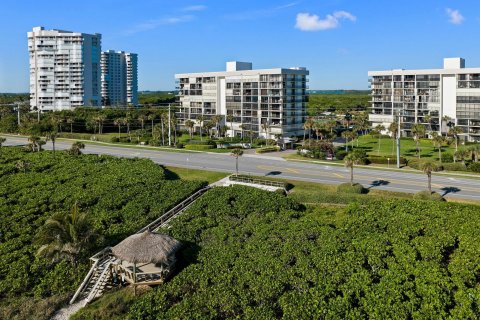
[256,146,280,153]
[184,144,215,150]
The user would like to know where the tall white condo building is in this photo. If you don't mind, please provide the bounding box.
[176,61,309,139]
[101,50,138,106]
[369,58,480,142]
[28,27,101,111]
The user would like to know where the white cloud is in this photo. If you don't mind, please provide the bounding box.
[124,15,194,35]
[182,5,207,12]
[446,8,464,25]
[295,11,356,31]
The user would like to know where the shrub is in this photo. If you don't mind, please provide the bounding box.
[256,146,280,153]
[408,159,444,171]
[441,153,454,163]
[442,163,467,172]
[335,149,348,160]
[184,144,213,150]
[413,191,445,201]
[468,162,480,173]
[368,155,407,165]
[110,137,119,143]
[176,142,185,149]
[337,182,367,194]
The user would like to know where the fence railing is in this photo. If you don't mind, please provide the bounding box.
[136,186,211,233]
[229,175,285,188]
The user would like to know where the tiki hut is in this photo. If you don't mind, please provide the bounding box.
[111,231,182,294]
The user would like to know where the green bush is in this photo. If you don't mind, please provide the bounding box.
[335,149,348,160]
[176,142,185,149]
[408,159,444,171]
[468,162,480,173]
[184,144,213,150]
[442,163,468,172]
[336,182,367,194]
[441,153,454,163]
[256,146,280,153]
[110,137,119,143]
[413,191,445,201]
[368,155,407,165]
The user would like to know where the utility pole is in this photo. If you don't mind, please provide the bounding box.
[397,111,401,168]
[168,104,171,146]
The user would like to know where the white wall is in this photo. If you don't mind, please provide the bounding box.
[442,75,457,119]
[219,78,226,115]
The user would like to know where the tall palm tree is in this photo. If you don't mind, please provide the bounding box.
[312,121,323,141]
[468,145,480,162]
[261,122,270,144]
[185,119,195,139]
[239,124,247,140]
[211,115,222,138]
[35,202,98,267]
[138,114,148,130]
[231,148,243,176]
[419,160,441,193]
[388,121,399,156]
[373,124,385,155]
[45,132,58,158]
[411,123,426,158]
[197,115,205,142]
[448,126,463,162]
[341,130,354,152]
[344,150,363,186]
[147,113,157,137]
[226,114,234,140]
[114,118,123,139]
[431,132,445,163]
[66,117,74,134]
[0,137,6,156]
[97,115,106,134]
[424,114,432,133]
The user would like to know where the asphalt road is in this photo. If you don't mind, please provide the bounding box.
[3,135,480,200]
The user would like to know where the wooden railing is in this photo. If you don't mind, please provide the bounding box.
[229,175,286,188]
[137,186,211,233]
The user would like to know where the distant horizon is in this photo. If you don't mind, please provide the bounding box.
[1,1,478,92]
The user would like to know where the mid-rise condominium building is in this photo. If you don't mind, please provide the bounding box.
[101,50,138,106]
[369,57,480,142]
[175,61,309,139]
[28,26,101,111]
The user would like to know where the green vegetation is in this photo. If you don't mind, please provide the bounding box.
[0,147,204,319]
[308,93,370,115]
[163,166,228,184]
[74,186,480,319]
[138,91,175,106]
[337,182,366,194]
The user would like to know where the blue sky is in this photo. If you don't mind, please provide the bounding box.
[0,0,478,92]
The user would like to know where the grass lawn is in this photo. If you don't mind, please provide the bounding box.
[164,166,228,184]
[351,134,464,160]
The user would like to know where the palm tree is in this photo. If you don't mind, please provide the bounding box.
[372,124,385,155]
[114,118,123,139]
[388,121,399,156]
[147,113,157,138]
[468,145,480,162]
[66,117,74,134]
[0,137,6,156]
[28,135,41,152]
[231,148,243,176]
[448,126,463,161]
[68,141,85,156]
[197,115,205,142]
[431,132,446,163]
[303,117,314,142]
[45,132,58,158]
[261,122,270,145]
[341,130,354,152]
[412,123,426,158]
[344,150,363,186]
[419,160,442,193]
[239,124,247,140]
[226,114,234,140]
[424,114,432,133]
[35,202,98,267]
[212,115,222,138]
[455,149,469,165]
[185,119,195,139]
[138,114,148,130]
[97,115,106,134]
[312,121,322,141]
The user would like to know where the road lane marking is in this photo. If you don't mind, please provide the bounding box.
[333,173,344,178]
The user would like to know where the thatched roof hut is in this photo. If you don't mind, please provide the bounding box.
[111,231,182,267]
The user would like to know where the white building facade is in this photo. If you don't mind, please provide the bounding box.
[101,50,138,106]
[369,58,480,142]
[175,62,309,139]
[28,27,101,111]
